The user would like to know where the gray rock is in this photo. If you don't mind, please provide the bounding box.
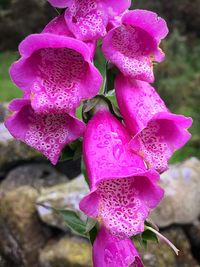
[184,220,200,262]
[0,186,50,267]
[0,255,8,267]
[0,104,41,169]
[38,227,199,267]
[0,103,9,123]
[39,236,92,267]
[151,157,200,227]
[0,123,12,143]
[37,175,89,231]
[138,227,200,267]
[0,123,41,169]
[0,0,55,50]
[0,163,68,196]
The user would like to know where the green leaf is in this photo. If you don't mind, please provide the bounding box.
[142,229,158,243]
[37,204,97,242]
[132,229,158,250]
[85,217,97,233]
[55,209,88,237]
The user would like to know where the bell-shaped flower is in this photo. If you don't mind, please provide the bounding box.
[93,226,144,267]
[62,0,131,41]
[102,9,168,83]
[80,108,164,239]
[5,99,85,165]
[10,25,102,115]
[115,74,193,173]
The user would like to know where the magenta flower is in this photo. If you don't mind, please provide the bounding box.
[115,74,193,173]
[80,108,164,239]
[93,227,144,267]
[47,0,71,8]
[43,14,97,59]
[5,99,85,165]
[63,0,131,41]
[10,30,102,115]
[102,10,168,83]
[43,13,74,36]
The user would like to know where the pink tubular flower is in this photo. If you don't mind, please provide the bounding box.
[93,227,144,267]
[9,30,102,115]
[5,99,85,165]
[80,109,164,239]
[102,10,169,83]
[115,73,193,173]
[63,0,131,41]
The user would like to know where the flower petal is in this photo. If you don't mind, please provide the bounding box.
[10,33,102,114]
[115,73,192,173]
[80,109,163,238]
[122,9,168,43]
[82,108,146,184]
[80,173,164,239]
[47,0,72,8]
[5,99,85,165]
[43,14,74,36]
[93,227,144,267]
[64,0,108,41]
[43,14,97,59]
[102,10,168,82]
[64,0,131,41]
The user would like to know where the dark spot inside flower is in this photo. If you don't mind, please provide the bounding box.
[72,16,77,23]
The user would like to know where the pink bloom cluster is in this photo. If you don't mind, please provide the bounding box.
[6,14,102,165]
[5,1,192,266]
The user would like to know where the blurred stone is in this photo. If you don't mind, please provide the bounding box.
[0,104,41,169]
[0,123,41,169]
[0,123,12,143]
[56,159,81,179]
[37,175,89,231]
[0,0,56,50]
[0,255,13,267]
[0,103,9,123]
[0,163,68,196]
[0,186,50,267]
[138,227,200,267]
[39,236,92,267]
[0,255,7,267]
[151,158,200,227]
[184,220,200,262]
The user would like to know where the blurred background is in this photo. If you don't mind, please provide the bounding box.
[0,0,200,267]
